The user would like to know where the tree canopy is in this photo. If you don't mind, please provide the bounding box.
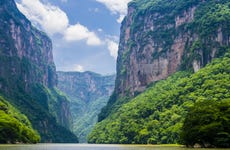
[88,51,230,145]
[0,96,40,143]
[181,100,230,148]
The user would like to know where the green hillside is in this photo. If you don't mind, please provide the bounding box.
[88,50,230,147]
[0,96,40,143]
[99,0,230,122]
[92,0,230,147]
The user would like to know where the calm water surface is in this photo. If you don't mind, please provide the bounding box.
[0,144,228,150]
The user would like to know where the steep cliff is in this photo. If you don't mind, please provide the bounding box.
[0,0,77,142]
[93,0,230,143]
[89,50,230,145]
[116,0,230,97]
[57,71,115,143]
[98,0,230,121]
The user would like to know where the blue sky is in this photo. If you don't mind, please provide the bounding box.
[15,0,131,75]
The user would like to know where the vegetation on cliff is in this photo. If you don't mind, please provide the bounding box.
[100,0,230,124]
[0,69,78,143]
[0,96,40,143]
[0,0,78,142]
[88,51,230,146]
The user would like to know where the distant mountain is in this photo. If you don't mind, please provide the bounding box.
[0,0,78,143]
[57,71,115,143]
[90,0,230,146]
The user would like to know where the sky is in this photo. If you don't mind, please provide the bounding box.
[15,0,132,75]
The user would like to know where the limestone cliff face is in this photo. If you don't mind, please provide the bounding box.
[0,0,56,89]
[57,71,115,142]
[115,0,230,97]
[0,0,77,142]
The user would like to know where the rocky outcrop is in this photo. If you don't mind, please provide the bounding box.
[57,71,115,143]
[0,0,77,142]
[115,0,230,97]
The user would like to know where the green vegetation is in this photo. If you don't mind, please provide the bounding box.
[13,83,78,143]
[0,0,78,142]
[0,56,78,143]
[181,100,230,148]
[110,0,230,121]
[71,96,110,143]
[90,0,230,146]
[133,0,230,68]
[0,37,78,143]
[128,0,201,54]
[181,0,230,70]
[0,96,40,143]
[194,0,230,37]
[88,51,230,144]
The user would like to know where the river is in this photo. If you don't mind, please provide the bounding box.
[0,144,228,150]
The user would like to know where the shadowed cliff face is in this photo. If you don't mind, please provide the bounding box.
[0,0,78,143]
[115,0,230,97]
[0,0,56,89]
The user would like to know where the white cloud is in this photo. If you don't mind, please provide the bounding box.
[16,0,102,46]
[96,0,132,23]
[17,0,69,35]
[73,64,84,72]
[64,24,102,46]
[106,39,118,60]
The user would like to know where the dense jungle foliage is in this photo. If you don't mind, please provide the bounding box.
[0,96,40,143]
[88,51,230,146]
[181,100,230,148]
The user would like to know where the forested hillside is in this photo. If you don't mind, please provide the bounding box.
[89,50,230,147]
[90,0,230,147]
[0,96,40,143]
[99,0,230,123]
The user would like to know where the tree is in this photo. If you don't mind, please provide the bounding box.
[180,100,230,148]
